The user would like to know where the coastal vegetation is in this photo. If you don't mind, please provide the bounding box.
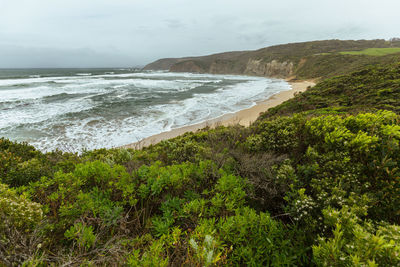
[265,62,400,117]
[2,56,400,265]
[144,39,400,80]
[339,47,400,56]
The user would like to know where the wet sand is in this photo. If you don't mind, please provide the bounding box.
[123,79,315,149]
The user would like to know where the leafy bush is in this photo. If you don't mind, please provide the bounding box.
[313,207,400,266]
[247,115,305,153]
[264,63,400,118]
[65,222,96,251]
[189,234,221,266]
[2,62,400,265]
[0,183,44,265]
[217,207,307,266]
[0,183,43,230]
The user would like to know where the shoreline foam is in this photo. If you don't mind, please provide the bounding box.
[123,79,316,149]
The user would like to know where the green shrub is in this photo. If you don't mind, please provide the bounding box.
[125,237,169,267]
[212,171,247,213]
[217,207,306,266]
[264,63,400,117]
[64,222,96,250]
[189,234,222,266]
[0,137,40,162]
[313,207,400,266]
[0,183,44,265]
[4,157,52,187]
[248,115,305,153]
[0,183,43,230]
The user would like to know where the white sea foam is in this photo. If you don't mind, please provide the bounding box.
[0,71,290,152]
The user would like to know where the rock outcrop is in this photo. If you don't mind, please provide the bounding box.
[244,59,294,78]
[169,58,294,78]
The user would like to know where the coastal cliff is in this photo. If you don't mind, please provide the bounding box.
[144,39,400,80]
[244,59,294,78]
[169,58,295,78]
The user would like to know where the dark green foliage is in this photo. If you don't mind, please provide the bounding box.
[0,137,39,161]
[264,62,400,118]
[2,62,400,265]
[247,115,305,153]
[0,138,48,187]
[294,52,400,80]
[216,208,307,266]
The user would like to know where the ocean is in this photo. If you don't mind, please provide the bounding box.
[0,68,291,152]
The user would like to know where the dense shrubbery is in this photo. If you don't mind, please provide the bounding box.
[1,63,400,265]
[264,62,400,118]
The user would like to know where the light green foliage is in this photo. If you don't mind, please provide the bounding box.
[59,188,124,226]
[0,183,43,230]
[183,198,207,218]
[73,160,130,188]
[339,47,400,56]
[136,161,192,197]
[189,234,221,266]
[313,207,400,266]
[212,172,247,212]
[0,183,44,265]
[65,222,96,250]
[303,111,400,221]
[126,239,169,267]
[305,113,387,152]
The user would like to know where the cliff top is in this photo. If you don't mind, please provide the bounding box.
[143,39,400,79]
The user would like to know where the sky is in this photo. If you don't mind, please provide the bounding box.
[0,0,399,68]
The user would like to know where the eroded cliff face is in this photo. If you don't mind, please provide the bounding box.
[244,59,294,78]
[169,58,294,78]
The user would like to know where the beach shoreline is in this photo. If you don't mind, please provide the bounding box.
[123,79,316,149]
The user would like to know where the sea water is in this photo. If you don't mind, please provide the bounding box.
[0,68,290,152]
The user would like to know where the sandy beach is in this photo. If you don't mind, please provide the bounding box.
[124,79,315,149]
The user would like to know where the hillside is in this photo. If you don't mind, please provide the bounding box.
[143,51,248,71]
[263,62,400,118]
[1,59,400,265]
[144,39,400,80]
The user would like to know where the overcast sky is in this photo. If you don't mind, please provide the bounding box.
[0,0,399,68]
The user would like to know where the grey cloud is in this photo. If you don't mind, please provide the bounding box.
[0,0,399,67]
[0,45,136,68]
